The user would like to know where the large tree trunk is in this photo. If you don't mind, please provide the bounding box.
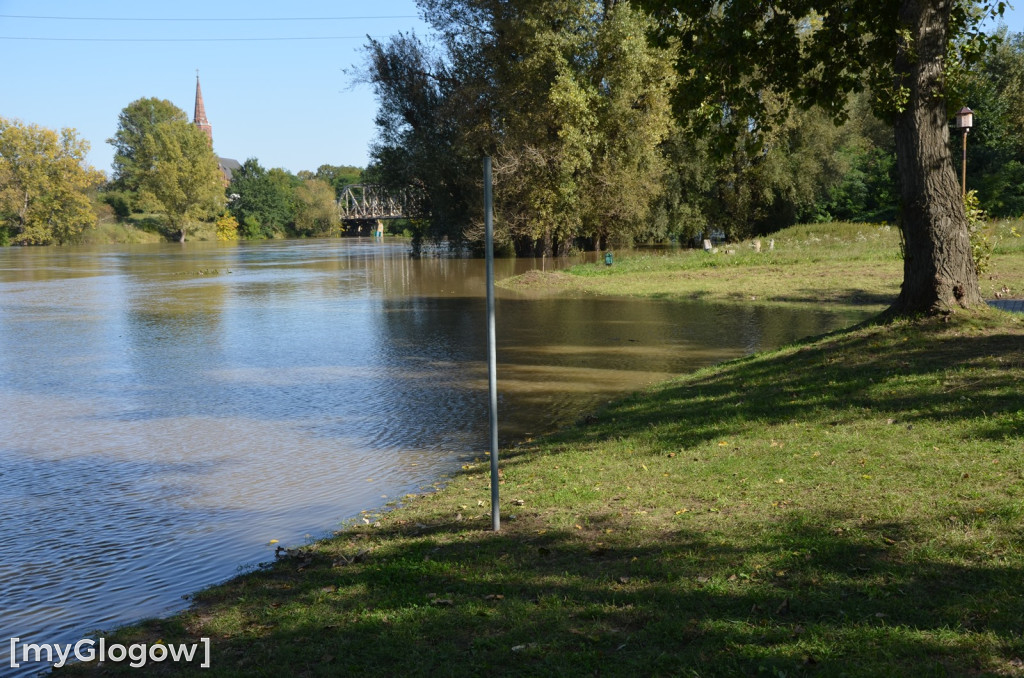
[888,0,983,316]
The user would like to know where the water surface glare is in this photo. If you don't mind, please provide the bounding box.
[0,238,868,668]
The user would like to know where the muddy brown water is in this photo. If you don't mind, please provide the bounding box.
[0,238,870,669]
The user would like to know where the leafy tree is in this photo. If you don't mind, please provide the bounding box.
[653,87,896,242]
[643,0,1004,315]
[955,28,1024,216]
[811,91,900,223]
[364,32,476,251]
[579,5,678,249]
[293,178,340,236]
[0,117,104,245]
[305,164,364,197]
[365,0,678,256]
[227,158,295,238]
[107,98,189,193]
[140,119,225,242]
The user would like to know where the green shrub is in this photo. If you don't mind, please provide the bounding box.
[965,190,994,275]
[100,190,133,219]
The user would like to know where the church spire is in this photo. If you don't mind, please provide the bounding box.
[194,70,213,145]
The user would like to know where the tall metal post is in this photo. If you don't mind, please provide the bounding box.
[484,157,500,531]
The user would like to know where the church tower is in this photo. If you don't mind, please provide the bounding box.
[193,71,213,145]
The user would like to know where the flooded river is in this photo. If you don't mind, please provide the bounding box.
[0,238,868,670]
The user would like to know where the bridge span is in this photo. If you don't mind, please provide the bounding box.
[337,184,420,221]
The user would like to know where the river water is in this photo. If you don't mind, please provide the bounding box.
[0,238,867,670]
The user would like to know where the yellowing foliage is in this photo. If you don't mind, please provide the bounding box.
[0,117,104,245]
[216,213,239,241]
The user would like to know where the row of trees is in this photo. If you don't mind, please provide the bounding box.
[363,0,1014,314]
[365,0,678,256]
[105,97,365,242]
[366,2,1024,252]
[2,96,364,245]
[224,158,361,239]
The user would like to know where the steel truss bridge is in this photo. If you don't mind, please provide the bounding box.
[337,184,421,221]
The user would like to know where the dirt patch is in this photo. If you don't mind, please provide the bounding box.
[499,270,582,293]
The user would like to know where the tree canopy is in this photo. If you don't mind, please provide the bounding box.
[227,158,297,239]
[140,119,225,242]
[0,117,104,245]
[643,0,1007,314]
[108,98,189,193]
[365,0,678,256]
[293,178,341,236]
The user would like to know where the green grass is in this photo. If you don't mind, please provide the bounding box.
[502,220,1024,312]
[60,308,1024,677]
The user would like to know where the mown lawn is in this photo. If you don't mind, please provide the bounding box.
[502,220,1024,314]
[60,306,1024,677]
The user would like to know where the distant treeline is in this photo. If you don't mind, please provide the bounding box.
[2,91,369,245]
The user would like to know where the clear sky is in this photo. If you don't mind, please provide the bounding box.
[1,0,430,176]
[2,1,1022,178]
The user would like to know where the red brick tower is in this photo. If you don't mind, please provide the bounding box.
[194,71,213,145]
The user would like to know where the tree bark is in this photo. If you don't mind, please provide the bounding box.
[888,0,983,316]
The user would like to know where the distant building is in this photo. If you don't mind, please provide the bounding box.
[193,72,240,184]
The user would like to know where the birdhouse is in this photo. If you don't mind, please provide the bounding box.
[955,106,973,130]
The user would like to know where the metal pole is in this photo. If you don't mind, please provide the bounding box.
[484,157,500,531]
[961,128,968,198]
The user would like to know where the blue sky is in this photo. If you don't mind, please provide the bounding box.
[2,1,1022,178]
[1,0,429,175]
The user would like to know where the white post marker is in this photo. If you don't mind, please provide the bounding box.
[483,157,500,531]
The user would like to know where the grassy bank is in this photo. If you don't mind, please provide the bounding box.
[502,221,1024,313]
[57,221,1024,676]
[61,307,1024,677]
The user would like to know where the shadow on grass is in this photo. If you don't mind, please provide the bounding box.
[67,510,1024,677]
[553,319,1024,454]
[58,315,1024,677]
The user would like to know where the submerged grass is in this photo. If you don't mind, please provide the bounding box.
[61,307,1024,677]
